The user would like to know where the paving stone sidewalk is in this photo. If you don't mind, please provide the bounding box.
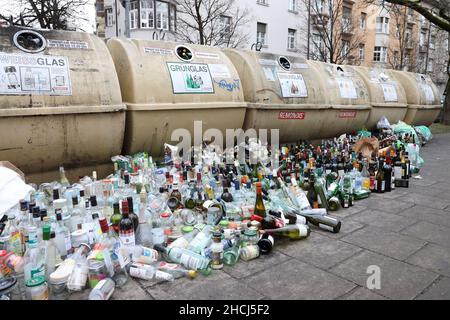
[71,133,450,300]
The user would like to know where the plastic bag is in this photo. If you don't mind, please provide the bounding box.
[406,143,424,172]
[358,130,372,138]
[391,121,420,144]
[376,116,392,130]
[414,126,433,144]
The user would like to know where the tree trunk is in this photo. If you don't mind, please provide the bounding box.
[440,78,450,124]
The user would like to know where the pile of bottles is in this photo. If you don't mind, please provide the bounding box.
[0,133,415,300]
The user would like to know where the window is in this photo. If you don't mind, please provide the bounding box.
[376,17,389,34]
[156,1,169,30]
[257,0,268,5]
[393,51,399,66]
[360,13,366,30]
[312,33,325,60]
[105,8,114,27]
[406,27,412,46]
[430,35,435,49]
[257,22,267,45]
[287,28,296,50]
[395,24,400,38]
[140,0,154,28]
[315,0,324,14]
[129,1,138,30]
[359,44,365,60]
[288,0,297,12]
[341,40,350,60]
[220,15,232,36]
[420,31,426,46]
[427,58,434,72]
[342,7,352,32]
[169,4,176,32]
[373,46,387,62]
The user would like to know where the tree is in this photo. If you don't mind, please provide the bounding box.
[387,4,421,71]
[175,0,250,48]
[364,0,450,124]
[0,0,90,31]
[303,0,366,64]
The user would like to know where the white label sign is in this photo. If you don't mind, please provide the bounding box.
[167,62,214,94]
[263,67,276,81]
[277,73,308,98]
[144,47,174,55]
[196,52,220,60]
[421,84,435,102]
[336,78,357,99]
[208,64,231,78]
[381,83,398,102]
[47,39,89,50]
[293,63,309,69]
[259,59,278,66]
[0,53,71,95]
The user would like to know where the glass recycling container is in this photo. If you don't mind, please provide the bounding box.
[224,50,371,142]
[107,39,247,156]
[0,27,126,184]
[350,66,408,130]
[391,71,442,126]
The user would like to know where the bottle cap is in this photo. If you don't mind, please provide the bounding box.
[79,190,85,197]
[90,196,97,207]
[42,225,51,240]
[99,218,109,234]
[219,220,229,227]
[26,276,45,288]
[40,209,47,220]
[56,212,62,221]
[51,231,56,239]
[72,196,79,206]
[181,226,194,233]
[92,213,99,220]
[19,200,28,211]
[53,188,60,200]
[187,270,198,279]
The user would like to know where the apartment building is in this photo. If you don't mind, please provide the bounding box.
[101,0,178,40]
[235,0,309,56]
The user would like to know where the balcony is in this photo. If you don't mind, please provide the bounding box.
[311,12,330,30]
[405,41,414,50]
[407,15,416,25]
[341,24,353,36]
[419,44,428,52]
[421,22,430,30]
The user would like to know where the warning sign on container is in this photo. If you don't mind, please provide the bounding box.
[0,52,71,95]
[338,111,357,118]
[278,111,306,120]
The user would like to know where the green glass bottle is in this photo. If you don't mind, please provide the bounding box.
[110,202,122,234]
[253,182,266,218]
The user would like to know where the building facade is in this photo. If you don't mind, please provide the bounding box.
[101,0,177,41]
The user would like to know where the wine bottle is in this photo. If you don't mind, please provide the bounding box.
[305,214,341,233]
[253,182,266,218]
[259,224,310,240]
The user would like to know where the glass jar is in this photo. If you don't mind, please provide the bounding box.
[239,245,260,261]
[0,277,18,300]
[88,259,107,288]
[49,275,69,300]
[241,229,259,246]
[25,276,49,300]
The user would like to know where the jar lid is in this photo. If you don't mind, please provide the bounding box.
[219,220,229,227]
[244,229,257,236]
[26,276,46,287]
[182,226,194,233]
[0,277,17,292]
[161,212,171,218]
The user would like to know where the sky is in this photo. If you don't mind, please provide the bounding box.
[0,0,96,33]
